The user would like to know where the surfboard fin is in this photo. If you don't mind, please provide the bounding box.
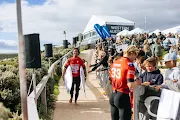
[84,90,87,98]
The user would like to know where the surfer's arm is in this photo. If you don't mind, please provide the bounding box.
[83,67,87,77]
[62,59,70,79]
[83,67,87,81]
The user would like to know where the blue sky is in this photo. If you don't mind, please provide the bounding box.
[0,0,47,5]
[0,32,17,40]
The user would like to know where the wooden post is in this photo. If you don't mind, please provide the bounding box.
[16,0,28,119]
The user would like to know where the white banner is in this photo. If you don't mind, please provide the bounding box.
[115,44,128,52]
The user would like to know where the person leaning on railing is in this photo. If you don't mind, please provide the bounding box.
[88,47,109,73]
[109,45,141,120]
[107,47,116,66]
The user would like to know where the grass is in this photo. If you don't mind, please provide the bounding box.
[54,84,60,96]
[162,50,180,62]
[162,50,168,59]
[0,54,18,60]
[53,74,61,97]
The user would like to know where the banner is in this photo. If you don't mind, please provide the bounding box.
[115,44,128,52]
[106,24,134,35]
[94,24,105,39]
[135,86,180,120]
[138,87,161,120]
[102,25,111,38]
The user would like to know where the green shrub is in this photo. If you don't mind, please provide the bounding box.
[0,46,85,119]
[54,64,62,76]
[0,102,11,120]
[0,69,21,113]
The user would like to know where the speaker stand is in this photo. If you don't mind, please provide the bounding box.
[48,58,51,68]
[32,69,37,105]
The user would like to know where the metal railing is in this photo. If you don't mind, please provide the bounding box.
[95,66,112,97]
[27,50,73,120]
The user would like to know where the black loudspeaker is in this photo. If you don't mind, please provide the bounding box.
[73,37,77,45]
[24,33,41,68]
[76,36,78,42]
[63,40,68,49]
[44,44,53,57]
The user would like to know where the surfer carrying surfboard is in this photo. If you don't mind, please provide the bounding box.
[62,48,87,105]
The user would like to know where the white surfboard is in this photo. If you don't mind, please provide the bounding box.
[62,57,68,71]
[64,66,73,93]
[80,66,86,97]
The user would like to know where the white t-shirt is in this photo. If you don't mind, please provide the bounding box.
[163,67,180,92]
[164,67,180,81]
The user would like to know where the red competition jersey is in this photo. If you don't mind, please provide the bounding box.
[109,57,135,94]
[64,56,85,77]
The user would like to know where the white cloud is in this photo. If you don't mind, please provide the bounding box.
[0,0,180,47]
[0,39,18,47]
[0,49,18,54]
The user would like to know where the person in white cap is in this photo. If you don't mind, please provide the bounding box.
[155,53,180,92]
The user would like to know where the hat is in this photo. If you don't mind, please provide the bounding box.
[163,53,177,62]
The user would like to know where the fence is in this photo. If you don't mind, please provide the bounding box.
[95,66,180,120]
[27,49,73,120]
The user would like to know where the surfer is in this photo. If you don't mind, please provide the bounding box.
[62,48,87,105]
[109,45,140,120]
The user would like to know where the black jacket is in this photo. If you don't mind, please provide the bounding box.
[139,69,163,85]
[91,54,109,71]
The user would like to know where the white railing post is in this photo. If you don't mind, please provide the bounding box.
[41,86,47,113]
[52,69,54,79]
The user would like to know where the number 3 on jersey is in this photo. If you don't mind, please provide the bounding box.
[111,68,121,79]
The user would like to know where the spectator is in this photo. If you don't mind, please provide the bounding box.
[135,56,146,77]
[108,47,116,66]
[157,32,166,41]
[131,38,137,46]
[138,57,163,86]
[134,50,146,77]
[143,40,152,58]
[169,45,178,56]
[155,53,180,92]
[152,38,163,67]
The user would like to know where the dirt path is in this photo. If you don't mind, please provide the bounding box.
[53,49,111,120]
